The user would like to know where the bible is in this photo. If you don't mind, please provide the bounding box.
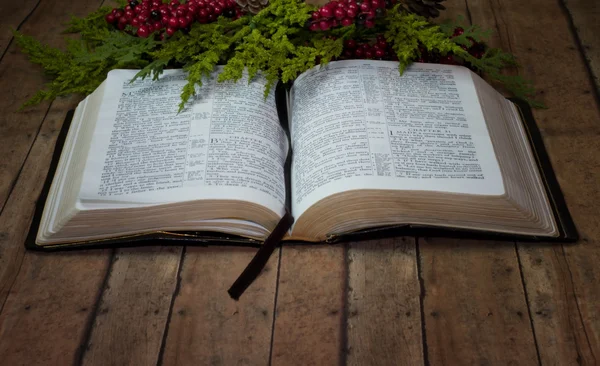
[26,60,578,252]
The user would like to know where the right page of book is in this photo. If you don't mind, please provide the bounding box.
[289,60,504,218]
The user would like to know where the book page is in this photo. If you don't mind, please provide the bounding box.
[289,60,503,218]
[78,68,289,217]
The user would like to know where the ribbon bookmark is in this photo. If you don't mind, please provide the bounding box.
[227,211,294,300]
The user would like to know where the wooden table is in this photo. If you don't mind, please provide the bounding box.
[1,0,599,364]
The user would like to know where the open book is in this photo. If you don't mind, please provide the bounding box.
[27,60,577,251]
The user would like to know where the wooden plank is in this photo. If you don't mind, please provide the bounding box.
[0,0,41,59]
[0,250,111,366]
[466,0,600,362]
[562,0,600,91]
[270,245,346,365]
[0,0,104,212]
[346,238,423,366]
[420,239,539,365]
[160,246,278,366]
[80,246,183,366]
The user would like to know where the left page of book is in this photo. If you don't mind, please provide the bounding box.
[77,68,289,218]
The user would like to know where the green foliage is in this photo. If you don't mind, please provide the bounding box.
[14,0,542,110]
[384,8,458,73]
[439,16,544,107]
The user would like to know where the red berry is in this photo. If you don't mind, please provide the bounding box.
[185,14,193,23]
[138,14,149,22]
[375,49,385,58]
[205,6,214,14]
[213,5,223,15]
[309,22,319,31]
[319,20,330,30]
[111,8,119,15]
[170,0,180,6]
[311,11,320,20]
[168,17,179,27]
[341,17,353,26]
[365,19,375,28]
[114,9,124,18]
[348,2,358,10]
[346,8,357,17]
[137,25,150,37]
[227,0,236,7]
[360,2,370,11]
[366,9,375,19]
[332,19,339,27]
[344,49,354,57]
[160,7,169,15]
[334,8,345,19]
[152,0,161,7]
[105,13,116,23]
[320,7,332,18]
[377,40,387,48]
[218,0,227,8]
[153,20,163,30]
[118,16,129,25]
[328,0,339,8]
[166,26,177,36]
[371,0,382,7]
[178,17,187,27]
[453,27,464,37]
[197,0,206,7]
[176,7,186,16]
[125,5,132,11]
[345,39,357,48]
[131,18,141,27]
[188,4,198,13]
[365,50,374,58]
[355,48,364,57]
[199,8,208,17]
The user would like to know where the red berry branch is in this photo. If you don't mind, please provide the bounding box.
[105,0,243,38]
[307,0,397,31]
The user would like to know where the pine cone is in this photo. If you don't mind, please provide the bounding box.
[402,0,446,18]
[235,0,269,14]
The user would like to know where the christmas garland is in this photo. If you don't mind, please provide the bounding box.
[14,0,543,111]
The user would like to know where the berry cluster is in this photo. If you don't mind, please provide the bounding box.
[340,35,398,60]
[105,0,241,38]
[307,0,396,31]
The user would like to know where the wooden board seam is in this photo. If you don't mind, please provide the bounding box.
[0,0,43,62]
[557,0,600,107]
[73,249,116,365]
[156,246,187,366]
[415,237,430,366]
[556,245,598,363]
[267,247,282,366]
[514,242,543,365]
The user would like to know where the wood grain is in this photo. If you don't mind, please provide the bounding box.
[346,238,423,366]
[467,0,600,362]
[0,0,103,212]
[0,250,111,366]
[160,246,278,366]
[562,0,600,92]
[81,246,183,366]
[271,245,346,366]
[420,239,539,365]
[0,0,40,58]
